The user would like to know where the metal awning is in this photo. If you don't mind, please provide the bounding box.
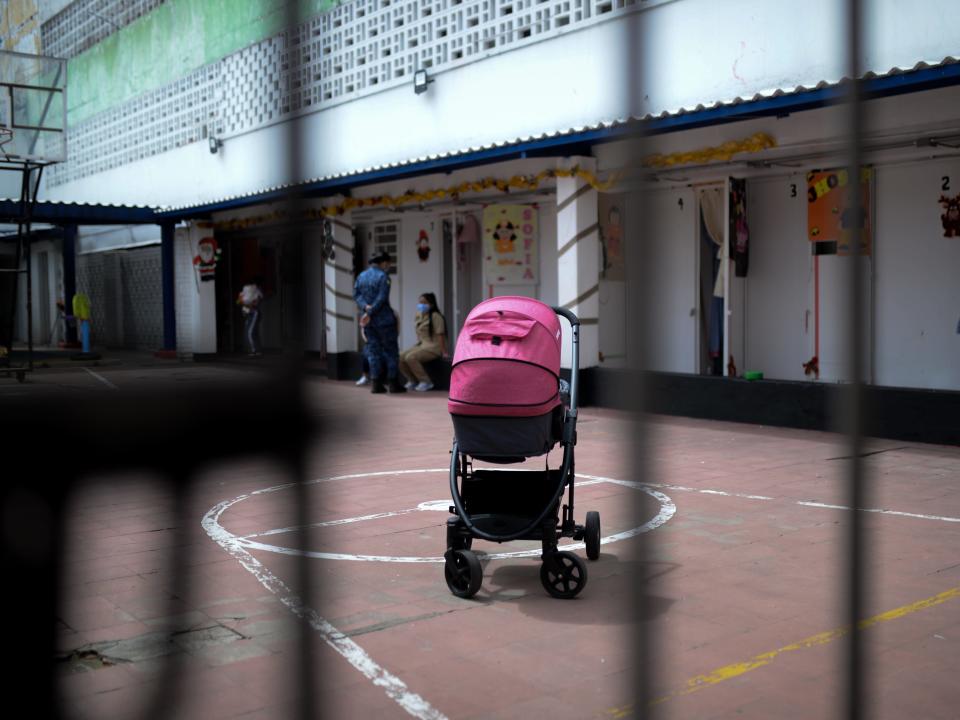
[0,199,159,225]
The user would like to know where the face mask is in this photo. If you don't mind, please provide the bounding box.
[417,303,430,313]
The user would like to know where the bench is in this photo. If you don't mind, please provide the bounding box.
[422,357,451,391]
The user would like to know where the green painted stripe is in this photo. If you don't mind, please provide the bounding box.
[68,0,336,125]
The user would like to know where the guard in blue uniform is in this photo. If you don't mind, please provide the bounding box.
[354,252,405,393]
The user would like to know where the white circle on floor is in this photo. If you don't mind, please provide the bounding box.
[204,468,675,563]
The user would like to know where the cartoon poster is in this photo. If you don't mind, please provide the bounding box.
[807,167,872,256]
[482,204,538,285]
[599,193,626,281]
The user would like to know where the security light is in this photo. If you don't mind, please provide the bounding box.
[413,69,434,95]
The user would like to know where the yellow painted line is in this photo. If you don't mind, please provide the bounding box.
[606,585,960,718]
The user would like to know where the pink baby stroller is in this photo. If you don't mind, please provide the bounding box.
[445,296,600,599]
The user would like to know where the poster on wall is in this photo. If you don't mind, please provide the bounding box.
[599,193,626,281]
[939,193,960,237]
[482,204,538,284]
[807,167,873,255]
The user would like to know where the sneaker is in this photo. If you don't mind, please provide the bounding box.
[356,375,370,386]
[404,380,416,390]
[370,379,386,394]
[414,381,434,392]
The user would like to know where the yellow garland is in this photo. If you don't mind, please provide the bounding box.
[210,167,622,229]
[643,132,777,168]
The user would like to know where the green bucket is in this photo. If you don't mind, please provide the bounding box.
[744,370,764,381]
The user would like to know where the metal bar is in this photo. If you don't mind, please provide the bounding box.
[62,225,78,345]
[722,177,730,376]
[844,0,867,718]
[283,4,318,718]
[626,7,657,719]
[3,81,65,93]
[160,222,177,351]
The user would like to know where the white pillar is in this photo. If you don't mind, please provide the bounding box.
[188,222,217,354]
[556,158,600,369]
[322,214,358,354]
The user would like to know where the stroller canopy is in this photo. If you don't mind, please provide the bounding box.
[448,296,562,418]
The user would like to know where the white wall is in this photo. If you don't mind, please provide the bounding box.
[398,211,444,351]
[19,239,61,346]
[303,223,326,354]
[874,158,960,390]
[46,0,960,209]
[736,159,960,391]
[175,224,217,355]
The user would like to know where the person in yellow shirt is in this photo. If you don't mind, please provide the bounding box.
[72,293,92,353]
[399,293,448,391]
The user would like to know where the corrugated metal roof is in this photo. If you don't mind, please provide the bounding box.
[0,198,159,224]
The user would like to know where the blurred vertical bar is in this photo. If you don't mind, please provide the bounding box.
[626,5,656,719]
[843,0,867,718]
[282,2,318,719]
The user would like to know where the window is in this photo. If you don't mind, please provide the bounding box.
[372,222,399,275]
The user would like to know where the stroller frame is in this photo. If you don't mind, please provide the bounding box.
[444,307,601,599]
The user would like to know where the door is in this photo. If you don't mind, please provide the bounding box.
[627,187,698,373]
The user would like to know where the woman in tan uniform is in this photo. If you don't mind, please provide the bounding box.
[400,292,448,391]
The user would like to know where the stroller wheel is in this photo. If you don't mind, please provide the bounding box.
[444,549,482,599]
[585,511,601,561]
[540,551,587,599]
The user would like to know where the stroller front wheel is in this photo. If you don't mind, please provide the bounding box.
[540,550,587,599]
[444,549,482,599]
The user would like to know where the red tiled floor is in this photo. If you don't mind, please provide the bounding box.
[51,370,960,719]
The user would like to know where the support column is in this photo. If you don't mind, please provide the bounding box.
[556,158,600,369]
[323,215,359,378]
[61,224,78,346]
[158,221,177,356]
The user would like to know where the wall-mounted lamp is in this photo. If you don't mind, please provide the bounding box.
[413,69,434,95]
[209,136,223,154]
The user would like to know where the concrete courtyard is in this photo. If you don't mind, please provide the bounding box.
[13,359,957,719]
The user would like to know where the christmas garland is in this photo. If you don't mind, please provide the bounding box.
[643,132,777,168]
[209,166,620,230]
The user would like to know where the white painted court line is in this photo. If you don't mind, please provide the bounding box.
[203,468,676,719]
[82,367,118,389]
[228,473,675,563]
[576,475,960,525]
[203,502,447,720]
[796,501,960,524]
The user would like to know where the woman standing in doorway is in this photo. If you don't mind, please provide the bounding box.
[237,276,264,356]
[399,292,447,391]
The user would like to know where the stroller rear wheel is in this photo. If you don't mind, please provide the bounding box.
[585,511,601,561]
[540,550,587,599]
[444,549,482,599]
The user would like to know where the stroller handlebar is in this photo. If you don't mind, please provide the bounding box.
[551,306,580,414]
[551,306,580,327]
